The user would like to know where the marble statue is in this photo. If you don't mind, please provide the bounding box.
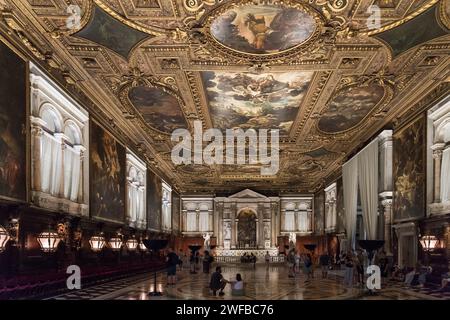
[203,232,211,250]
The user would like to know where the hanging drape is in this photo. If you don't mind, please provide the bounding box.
[358,138,379,240]
[64,146,81,202]
[441,147,450,202]
[331,203,337,230]
[50,136,62,196]
[187,211,196,231]
[40,132,62,196]
[137,187,145,225]
[285,211,295,231]
[343,156,358,250]
[298,211,309,232]
[199,211,209,231]
[40,132,53,193]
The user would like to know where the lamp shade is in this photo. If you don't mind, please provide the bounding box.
[89,235,106,252]
[109,237,123,251]
[37,230,61,253]
[126,238,139,251]
[0,225,10,253]
[139,241,148,251]
[420,235,438,251]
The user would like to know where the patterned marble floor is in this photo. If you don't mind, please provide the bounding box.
[48,264,449,300]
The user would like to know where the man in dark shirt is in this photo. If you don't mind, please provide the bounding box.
[210,266,228,296]
[166,248,179,286]
[319,252,330,279]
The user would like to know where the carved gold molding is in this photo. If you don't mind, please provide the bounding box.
[360,0,441,36]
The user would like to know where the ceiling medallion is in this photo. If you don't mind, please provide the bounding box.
[204,0,324,61]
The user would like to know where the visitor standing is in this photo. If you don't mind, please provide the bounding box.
[319,252,330,279]
[287,249,296,278]
[203,250,214,274]
[356,250,365,286]
[166,248,179,286]
[344,251,354,287]
[265,251,270,268]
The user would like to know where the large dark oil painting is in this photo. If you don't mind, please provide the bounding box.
[210,4,316,54]
[393,116,426,222]
[237,209,257,248]
[202,71,313,134]
[375,5,448,57]
[317,84,385,133]
[129,86,187,134]
[0,41,27,201]
[90,122,126,222]
[314,191,325,235]
[147,170,162,231]
[75,5,150,59]
[172,191,181,232]
[336,178,345,234]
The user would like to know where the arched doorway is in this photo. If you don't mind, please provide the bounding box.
[237,209,257,249]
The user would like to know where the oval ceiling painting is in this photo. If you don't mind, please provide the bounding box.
[210,4,316,55]
[317,84,385,134]
[129,86,187,134]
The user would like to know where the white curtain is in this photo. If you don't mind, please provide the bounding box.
[40,132,62,196]
[331,204,337,230]
[163,204,171,230]
[50,137,62,196]
[40,132,53,193]
[343,156,358,250]
[298,211,309,232]
[137,187,145,225]
[64,146,81,202]
[441,147,450,202]
[199,211,209,231]
[187,211,196,231]
[358,138,379,240]
[285,211,295,231]
[325,204,332,229]
[128,183,137,224]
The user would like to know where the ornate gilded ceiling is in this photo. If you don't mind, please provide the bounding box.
[1,0,449,194]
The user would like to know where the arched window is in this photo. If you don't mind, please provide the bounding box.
[30,65,89,215]
[126,153,146,229]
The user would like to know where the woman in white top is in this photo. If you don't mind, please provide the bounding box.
[232,274,244,296]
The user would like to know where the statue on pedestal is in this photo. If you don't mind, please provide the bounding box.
[289,232,296,250]
[203,232,211,250]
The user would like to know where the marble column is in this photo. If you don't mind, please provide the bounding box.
[381,198,393,255]
[431,144,445,203]
[196,208,200,232]
[446,225,450,270]
[30,121,44,192]
[231,204,237,248]
[271,202,277,248]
